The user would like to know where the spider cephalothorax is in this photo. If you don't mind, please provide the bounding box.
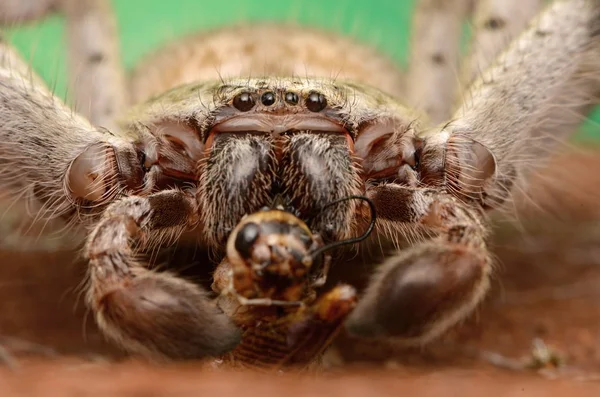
[115,78,423,245]
[1,0,599,366]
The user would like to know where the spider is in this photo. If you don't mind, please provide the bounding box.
[0,0,599,364]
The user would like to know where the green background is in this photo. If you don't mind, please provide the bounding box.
[5,0,600,141]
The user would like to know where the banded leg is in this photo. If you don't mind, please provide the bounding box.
[0,35,121,232]
[1,0,127,130]
[0,0,57,24]
[459,0,543,87]
[62,0,127,130]
[406,0,471,124]
[438,0,600,208]
[346,186,491,343]
[86,190,241,360]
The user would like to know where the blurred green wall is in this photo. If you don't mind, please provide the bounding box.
[5,0,600,141]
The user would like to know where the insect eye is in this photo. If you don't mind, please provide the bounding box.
[233,92,256,112]
[235,222,261,258]
[305,92,327,112]
[297,231,312,247]
[261,92,276,106]
[284,92,299,105]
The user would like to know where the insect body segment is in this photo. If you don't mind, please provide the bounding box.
[213,204,366,370]
[220,284,357,371]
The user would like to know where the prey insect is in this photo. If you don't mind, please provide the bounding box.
[215,195,375,306]
[213,196,375,369]
[0,0,599,366]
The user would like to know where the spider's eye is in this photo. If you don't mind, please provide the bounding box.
[412,147,421,171]
[305,92,327,112]
[284,92,299,105]
[411,139,424,171]
[261,92,276,106]
[137,150,151,173]
[235,222,261,258]
[233,92,256,112]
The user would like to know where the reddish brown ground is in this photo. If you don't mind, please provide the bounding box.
[1,147,600,396]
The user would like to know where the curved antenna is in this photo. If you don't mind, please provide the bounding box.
[308,195,377,260]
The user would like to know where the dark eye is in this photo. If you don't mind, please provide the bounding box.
[235,222,261,259]
[284,92,299,105]
[412,148,421,171]
[233,92,255,112]
[305,92,327,112]
[261,92,276,106]
[137,150,151,173]
[296,230,312,247]
[412,139,423,171]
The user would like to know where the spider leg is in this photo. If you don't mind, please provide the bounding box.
[430,0,600,209]
[1,0,127,130]
[85,189,241,360]
[346,184,491,343]
[459,0,543,88]
[0,0,57,24]
[406,0,471,124]
[61,0,128,130]
[0,36,132,236]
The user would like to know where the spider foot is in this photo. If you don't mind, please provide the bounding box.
[0,344,17,370]
[0,336,58,370]
[90,269,241,361]
[346,242,490,344]
[85,192,241,360]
